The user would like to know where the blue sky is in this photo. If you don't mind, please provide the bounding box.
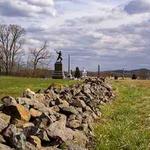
[0,0,150,71]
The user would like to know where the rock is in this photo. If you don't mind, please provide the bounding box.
[23,125,38,138]
[23,122,35,128]
[0,135,6,143]
[45,89,59,100]
[34,93,45,104]
[70,87,81,96]
[60,106,78,116]
[73,130,88,147]
[82,111,94,124]
[28,135,41,149]
[65,130,88,149]
[0,112,11,132]
[67,119,81,129]
[84,106,92,112]
[11,118,27,128]
[50,106,60,112]
[31,113,52,128]
[71,98,87,108]
[40,130,50,142]
[58,100,69,109]
[46,114,74,144]
[3,104,31,121]
[75,107,83,113]
[25,142,36,150]
[16,97,34,108]
[12,132,26,149]
[1,96,17,107]
[23,88,35,99]
[30,108,42,117]
[0,143,13,150]
[67,114,82,129]
[49,100,56,107]
[81,123,89,133]
[3,124,26,149]
[66,142,87,150]
[41,146,61,150]
[2,124,16,138]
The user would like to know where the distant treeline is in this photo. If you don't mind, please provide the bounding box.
[88,69,150,80]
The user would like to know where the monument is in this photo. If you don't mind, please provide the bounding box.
[67,54,73,78]
[52,50,65,79]
[82,68,87,78]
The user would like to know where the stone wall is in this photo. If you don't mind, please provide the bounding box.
[0,78,114,150]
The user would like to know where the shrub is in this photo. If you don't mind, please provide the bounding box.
[114,75,118,80]
[74,67,81,79]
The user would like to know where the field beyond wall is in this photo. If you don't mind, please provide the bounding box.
[94,80,150,150]
[0,76,78,99]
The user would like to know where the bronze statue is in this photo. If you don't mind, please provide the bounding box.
[56,50,63,62]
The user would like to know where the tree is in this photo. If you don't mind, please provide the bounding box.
[132,74,137,80]
[0,24,25,74]
[29,41,51,70]
[74,67,81,78]
[114,75,118,80]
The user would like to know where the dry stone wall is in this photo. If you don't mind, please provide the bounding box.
[0,78,114,150]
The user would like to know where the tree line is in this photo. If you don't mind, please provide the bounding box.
[0,24,51,77]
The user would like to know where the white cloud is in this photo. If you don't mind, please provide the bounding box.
[0,0,150,70]
[0,0,55,17]
[124,0,150,14]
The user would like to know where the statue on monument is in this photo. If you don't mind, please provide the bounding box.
[52,50,64,79]
[56,50,63,62]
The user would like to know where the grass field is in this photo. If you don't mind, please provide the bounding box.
[0,76,78,98]
[94,80,150,150]
[1,77,150,149]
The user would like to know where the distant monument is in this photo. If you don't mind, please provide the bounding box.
[98,64,100,77]
[67,54,72,79]
[82,68,87,78]
[52,50,65,79]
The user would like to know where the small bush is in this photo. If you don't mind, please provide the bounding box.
[114,76,118,80]
[74,67,81,79]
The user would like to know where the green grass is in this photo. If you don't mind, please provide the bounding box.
[94,80,150,150]
[0,76,78,98]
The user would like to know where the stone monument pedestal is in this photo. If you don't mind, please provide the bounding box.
[52,62,65,79]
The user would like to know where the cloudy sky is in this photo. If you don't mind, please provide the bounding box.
[0,0,150,71]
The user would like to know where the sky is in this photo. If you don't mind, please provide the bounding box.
[0,0,150,71]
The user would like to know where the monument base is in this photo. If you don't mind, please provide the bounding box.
[52,62,65,79]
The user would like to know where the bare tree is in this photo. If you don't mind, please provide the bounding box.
[29,41,51,70]
[0,24,25,74]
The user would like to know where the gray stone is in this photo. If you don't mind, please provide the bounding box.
[67,114,82,129]
[0,112,11,132]
[3,124,26,149]
[66,143,87,150]
[67,119,81,129]
[46,114,74,143]
[0,135,5,143]
[28,135,41,149]
[1,96,17,107]
[25,142,36,150]
[2,104,31,122]
[0,143,13,150]
[71,98,87,108]
[60,106,78,116]
[23,88,35,99]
